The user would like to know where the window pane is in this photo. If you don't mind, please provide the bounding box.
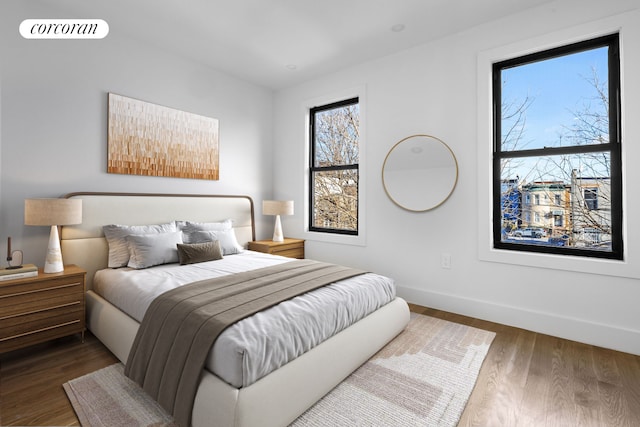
[501,46,609,152]
[313,103,359,167]
[500,152,613,252]
[494,35,622,259]
[311,169,358,231]
[501,151,611,184]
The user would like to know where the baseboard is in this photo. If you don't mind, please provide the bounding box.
[397,285,640,356]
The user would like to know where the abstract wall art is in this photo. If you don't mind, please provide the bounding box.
[107,93,219,180]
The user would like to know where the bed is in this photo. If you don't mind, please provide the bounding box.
[60,192,410,427]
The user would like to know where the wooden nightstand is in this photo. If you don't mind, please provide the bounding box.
[0,264,86,353]
[248,238,305,259]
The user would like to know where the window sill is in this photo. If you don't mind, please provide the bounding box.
[302,229,366,247]
[478,237,637,279]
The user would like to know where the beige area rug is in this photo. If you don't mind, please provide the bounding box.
[64,313,495,427]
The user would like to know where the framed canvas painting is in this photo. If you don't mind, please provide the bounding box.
[107,93,219,180]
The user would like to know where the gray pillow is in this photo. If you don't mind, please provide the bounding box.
[103,222,177,268]
[187,229,244,255]
[177,241,223,265]
[180,219,233,243]
[126,231,183,269]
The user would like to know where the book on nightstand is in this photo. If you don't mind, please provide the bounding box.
[0,264,38,281]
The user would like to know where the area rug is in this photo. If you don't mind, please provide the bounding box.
[63,313,495,427]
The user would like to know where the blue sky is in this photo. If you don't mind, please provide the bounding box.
[502,46,609,151]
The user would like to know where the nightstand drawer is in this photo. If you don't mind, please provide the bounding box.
[0,275,83,298]
[0,304,83,340]
[248,238,305,259]
[0,318,84,353]
[0,280,83,318]
[271,246,304,259]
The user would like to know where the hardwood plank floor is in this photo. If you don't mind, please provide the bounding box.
[408,304,640,427]
[0,333,118,426]
[1,305,639,426]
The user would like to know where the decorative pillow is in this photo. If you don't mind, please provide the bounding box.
[126,231,183,269]
[187,229,244,255]
[103,222,177,268]
[176,241,223,265]
[180,219,233,243]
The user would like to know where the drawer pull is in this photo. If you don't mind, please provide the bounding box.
[0,320,80,342]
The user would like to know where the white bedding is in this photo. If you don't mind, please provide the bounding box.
[93,251,396,388]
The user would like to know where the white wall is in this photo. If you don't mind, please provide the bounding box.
[274,0,640,355]
[2,0,638,356]
[0,1,274,266]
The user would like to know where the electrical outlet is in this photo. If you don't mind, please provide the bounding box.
[441,253,451,269]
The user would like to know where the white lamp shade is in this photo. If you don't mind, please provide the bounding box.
[25,198,82,226]
[262,200,294,216]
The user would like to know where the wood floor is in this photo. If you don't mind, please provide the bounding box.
[409,304,640,427]
[0,333,118,426]
[1,304,639,426]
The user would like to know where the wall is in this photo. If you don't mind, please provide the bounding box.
[273,0,640,355]
[2,0,638,356]
[0,1,275,264]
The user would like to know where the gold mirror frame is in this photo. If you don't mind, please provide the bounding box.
[382,134,458,212]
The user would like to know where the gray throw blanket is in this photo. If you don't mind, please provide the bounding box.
[124,259,365,427]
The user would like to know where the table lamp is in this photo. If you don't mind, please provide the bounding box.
[24,198,82,273]
[262,200,294,242]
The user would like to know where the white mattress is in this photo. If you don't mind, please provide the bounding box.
[93,251,396,388]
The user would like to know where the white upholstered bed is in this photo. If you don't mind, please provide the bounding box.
[60,192,410,427]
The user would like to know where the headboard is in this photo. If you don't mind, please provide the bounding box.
[60,192,255,290]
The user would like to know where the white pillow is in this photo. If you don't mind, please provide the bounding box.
[180,219,233,243]
[103,222,177,268]
[187,229,244,255]
[126,231,183,269]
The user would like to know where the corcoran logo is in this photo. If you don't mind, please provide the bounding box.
[19,19,109,39]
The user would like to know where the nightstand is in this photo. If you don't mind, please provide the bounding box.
[0,264,86,353]
[248,238,305,259]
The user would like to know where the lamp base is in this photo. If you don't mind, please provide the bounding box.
[44,225,64,273]
[272,215,284,242]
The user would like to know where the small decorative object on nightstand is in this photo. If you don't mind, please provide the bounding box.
[5,236,24,269]
[248,238,305,259]
[0,264,86,353]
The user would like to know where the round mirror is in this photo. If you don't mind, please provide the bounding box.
[382,134,458,212]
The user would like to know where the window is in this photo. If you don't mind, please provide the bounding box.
[554,215,563,227]
[309,98,359,235]
[493,34,622,259]
[584,188,598,210]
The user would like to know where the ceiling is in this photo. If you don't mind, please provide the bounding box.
[37,0,552,90]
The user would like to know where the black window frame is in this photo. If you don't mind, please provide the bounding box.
[308,97,359,236]
[492,33,623,260]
